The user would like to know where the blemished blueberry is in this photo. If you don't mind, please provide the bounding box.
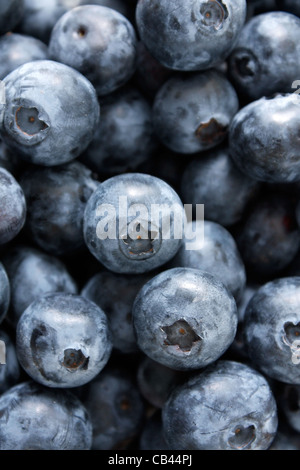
[0,262,10,325]
[180,147,261,227]
[139,411,169,451]
[0,33,48,80]
[81,270,151,354]
[0,381,93,450]
[0,168,26,245]
[243,277,300,384]
[132,267,238,371]
[2,245,78,328]
[20,161,99,255]
[135,0,247,71]
[152,71,239,154]
[228,12,300,101]
[16,293,113,388]
[0,0,24,35]
[162,360,278,450]
[81,367,145,450]
[49,5,137,96]
[83,173,184,274]
[82,86,157,176]
[17,0,80,44]
[136,355,188,409]
[236,192,300,278]
[0,60,100,166]
[0,330,20,394]
[229,93,300,183]
[173,220,246,302]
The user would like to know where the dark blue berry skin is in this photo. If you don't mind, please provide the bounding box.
[81,270,151,354]
[0,168,26,245]
[20,161,99,256]
[236,193,300,279]
[0,381,93,450]
[180,147,261,227]
[0,60,100,166]
[2,245,78,328]
[0,330,20,394]
[83,173,184,274]
[153,71,239,154]
[229,93,300,183]
[228,12,300,101]
[17,0,79,44]
[82,86,157,176]
[162,360,278,450]
[49,5,137,96]
[132,267,238,371]
[139,411,169,451]
[0,0,24,35]
[173,220,246,302]
[16,293,113,388]
[0,263,10,325]
[137,356,188,409]
[243,277,300,384]
[81,367,145,450]
[0,33,48,80]
[135,0,246,71]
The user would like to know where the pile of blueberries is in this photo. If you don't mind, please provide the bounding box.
[2,0,300,451]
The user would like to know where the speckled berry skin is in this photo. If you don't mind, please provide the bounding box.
[162,360,278,450]
[135,0,247,71]
[243,277,300,384]
[2,245,78,328]
[49,5,137,96]
[180,147,261,227]
[0,381,93,450]
[0,60,100,166]
[20,161,99,255]
[174,220,246,301]
[83,173,184,274]
[0,0,24,35]
[228,12,300,100]
[0,262,10,325]
[229,93,300,183]
[16,293,113,388]
[132,267,238,371]
[153,71,239,154]
[0,33,48,80]
[0,330,20,394]
[0,168,26,245]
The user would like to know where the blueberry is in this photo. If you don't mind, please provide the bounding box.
[0,168,26,245]
[139,411,169,451]
[20,161,99,255]
[79,0,131,19]
[0,330,20,394]
[229,93,300,183]
[0,60,100,166]
[162,360,278,450]
[173,220,246,301]
[0,0,24,35]
[0,262,10,325]
[152,70,239,154]
[243,277,300,384]
[16,293,113,388]
[276,383,300,433]
[180,147,261,227]
[81,270,152,354]
[82,86,157,176]
[135,0,247,71]
[49,5,137,96]
[228,12,300,101]
[132,267,238,370]
[0,381,93,450]
[0,33,48,80]
[83,173,184,274]
[236,192,300,278]
[81,366,145,450]
[2,245,78,328]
